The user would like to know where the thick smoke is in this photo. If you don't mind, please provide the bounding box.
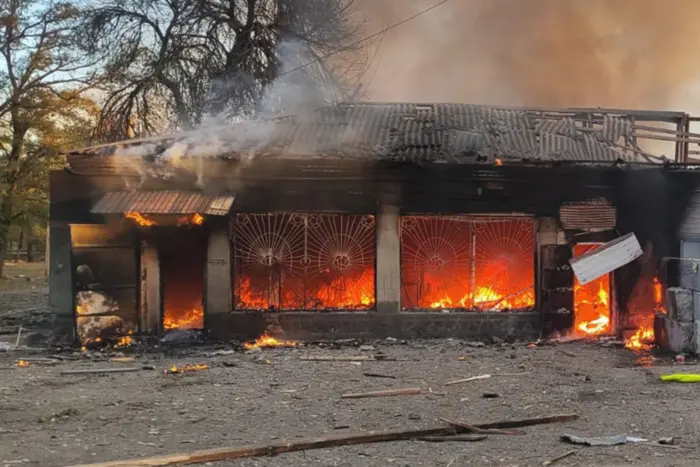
[360,0,700,112]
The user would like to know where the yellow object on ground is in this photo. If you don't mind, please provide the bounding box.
[660,374,700,383]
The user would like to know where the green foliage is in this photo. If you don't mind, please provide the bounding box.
[0,0,101,272]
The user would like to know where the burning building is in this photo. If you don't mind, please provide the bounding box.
[47,103,700,346]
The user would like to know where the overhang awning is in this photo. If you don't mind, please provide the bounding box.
[91,191,235,216]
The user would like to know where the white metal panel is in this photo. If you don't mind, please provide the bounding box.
[569,233,643,285]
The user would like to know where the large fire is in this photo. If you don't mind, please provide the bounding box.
[571,244,611,337]
[243,332,297,349]
[426,286,535,311]
[163,307,204,330]
[625,276,666,351]
[236,268,375,310]
[125,211,156,226]
[125,212,205,227]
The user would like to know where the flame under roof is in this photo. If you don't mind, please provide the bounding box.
[67,102,691,170]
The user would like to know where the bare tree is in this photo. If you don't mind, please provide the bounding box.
[0,0,100,277]
[82,0,368,140]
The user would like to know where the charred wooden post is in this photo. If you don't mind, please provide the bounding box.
[205,218,232,334]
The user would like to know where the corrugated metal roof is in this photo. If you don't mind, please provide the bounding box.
[67,102,673,173]
[91,191,235,216]
[560,199,616,231]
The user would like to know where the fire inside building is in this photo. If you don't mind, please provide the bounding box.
[47,103,700,351]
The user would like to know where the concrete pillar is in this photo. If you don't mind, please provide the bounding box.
[376,204,401,313]
[140,242,161,334]
[205,220,232,326]
[48,223,74,343]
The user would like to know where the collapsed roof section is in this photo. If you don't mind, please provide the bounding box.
[65,102,693,175]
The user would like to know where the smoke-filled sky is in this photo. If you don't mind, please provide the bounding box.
[358,0,700,112]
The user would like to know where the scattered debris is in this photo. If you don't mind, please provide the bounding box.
[465,341,486,348]
[561,434,648,446]
[542,450,576,466]
[341,388,422,399]
[444,374,492,386]
[15,357,58,366]
[301,355,395,362]
[207,350,235,357]
[61,367,148,375]
[109,357,136,363]
[164,364,209,375]
[660,373,700,383]
[14,324,22,349]
[418,435,487,442]
[439,417,524,435]
[363,372,396,379]
[65,413,580,466]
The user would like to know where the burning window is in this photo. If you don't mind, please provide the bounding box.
[400,216,535,311]
[233,213,375,310]
[572,244,611,336]
[156,227,207,330]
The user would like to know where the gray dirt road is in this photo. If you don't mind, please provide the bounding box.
[0,339,697,467]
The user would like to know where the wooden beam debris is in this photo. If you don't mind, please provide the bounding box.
[65,413,580,467]
[418,435,487,442]
[341,388,422,399]
[300,355,396,362]
[444,374,492,386]
[439,417,523,435]
[61,367,147,375]
[542,450,576,466]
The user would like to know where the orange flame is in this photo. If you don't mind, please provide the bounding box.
[114,330,134,348]
[571,245,611,337]
[427,286,535,311]
[243,332,297,349]
[125,212,156,226]
[176,213,205,226]
[17,360,30,368]
[624,276,666,351]
[237,268,375,310]
[163,308,203,330]
[625,327,655,351]
[165,363,209,374]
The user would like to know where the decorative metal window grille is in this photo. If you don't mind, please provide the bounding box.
[233,213,376,310]
[400,216,535,311]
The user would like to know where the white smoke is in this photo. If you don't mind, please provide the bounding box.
[112,38,345,186]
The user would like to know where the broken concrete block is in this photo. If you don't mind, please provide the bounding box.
[666,287,694,323]
[693,322,700,355]
[678,258,700,291]
[665,319,695,354]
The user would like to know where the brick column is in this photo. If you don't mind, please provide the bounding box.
[376,204,401,314]
[205,220,232,327]
[48,223,74,343]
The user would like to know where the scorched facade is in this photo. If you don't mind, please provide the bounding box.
[47,102,700,346]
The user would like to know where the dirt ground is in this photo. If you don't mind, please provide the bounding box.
[1,265,698,467]
[1,337,699,467]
